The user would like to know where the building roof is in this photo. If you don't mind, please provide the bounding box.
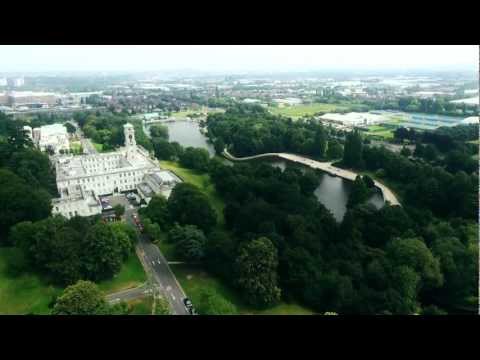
[319,112,385,124]
[38,123,68,136]
[461,116,479,124]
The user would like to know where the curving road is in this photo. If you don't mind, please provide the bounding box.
[223,150,401,206]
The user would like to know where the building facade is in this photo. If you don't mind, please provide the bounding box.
[51,123,180,219]
[32,123,70,154]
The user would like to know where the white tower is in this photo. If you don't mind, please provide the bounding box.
[124,123,136,159]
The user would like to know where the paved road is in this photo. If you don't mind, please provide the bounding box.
[125,210,190,315]
[223,149,401,206]
[106,284,151,304]
[68,120,98,154]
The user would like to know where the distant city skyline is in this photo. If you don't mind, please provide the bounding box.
[0,45,477,74]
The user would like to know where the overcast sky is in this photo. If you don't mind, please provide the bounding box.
[0,45,477,73]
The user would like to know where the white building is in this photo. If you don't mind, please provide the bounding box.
[450,97,479,106]
[8,77,24,87]
[461,116,479,124]
[33,123,70,154]
[51,123,180,219]
[319,112,385,127]
[0,78,7,86]
[137,170,182,204]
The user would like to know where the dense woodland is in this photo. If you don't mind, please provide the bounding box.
[135,104,478,314]
[206,104,344,159]
[315,95,478,117]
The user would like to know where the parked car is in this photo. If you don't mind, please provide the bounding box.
[183,298,193,309]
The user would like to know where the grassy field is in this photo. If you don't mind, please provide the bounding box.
[159,161,225,224]
[0,247,62,315]
[128,296,154,315]
[97,254,147,294]
[0,247,147,315]
[70,141,83,154]
[364,125,394,140]
[173,264,314,315]
[269,103,348,119]
[92,142,104,152]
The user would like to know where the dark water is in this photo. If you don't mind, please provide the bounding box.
[157,121,215,156]
[269,160,384,222]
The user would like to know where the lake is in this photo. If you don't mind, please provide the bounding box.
[148,121,215,156]
[270,160,384,222]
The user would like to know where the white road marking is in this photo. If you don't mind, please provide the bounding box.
[171,294,176,301]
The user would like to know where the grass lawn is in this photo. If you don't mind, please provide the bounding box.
[0,247,62,315]
[159,161,225,225]
[269,103,348,119]
[0,246,147,315]
[173,264,315,315]
[70,141,83,154]
[128,296,154,315]
[97,254,147,294]
[92,142,104,152]
[365,125,394,140]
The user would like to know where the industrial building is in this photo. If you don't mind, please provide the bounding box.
[318,112,385,127]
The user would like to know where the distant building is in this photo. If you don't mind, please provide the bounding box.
[0,78,7,87]
[8,91,58,107]
[0,92,8,105]
[7,77,24,87]
[450,97,479,106]
[461,116,479,124]
[319,112,385,127]
[242,98,260,104]
[273,98,302,106]
[33,123,70,154]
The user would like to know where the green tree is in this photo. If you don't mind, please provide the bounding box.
[168,224,207,262]
[141,194,169,229]
[113,204,125,219]
[196,288,237,315]
[343,130,364,168]
[347,176,369,208]
[64,122,76,134]
[234,237,281,308]
[0,169,52,245]
[178,147,210,172]
[423,144,438,162]
[152,138,176,160]
[149,124,169,140]
[52,280,109,315]
[80,222,124,282]
[167,183,217,233]
[362,174,375,189]
[386,237,443,292]
[326,140,344,159]
[400,147,412,157]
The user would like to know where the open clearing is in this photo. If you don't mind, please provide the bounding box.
[173,264,314,315]
[269,103,348,118]
[0,247,147,314]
